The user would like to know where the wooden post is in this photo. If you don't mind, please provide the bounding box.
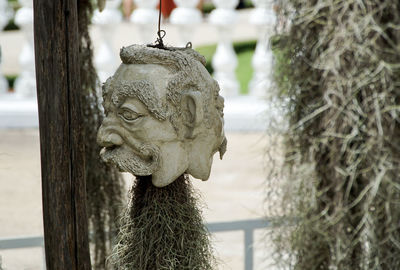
[33,0,91,269]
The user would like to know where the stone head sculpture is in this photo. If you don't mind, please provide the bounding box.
[97,45,227,187]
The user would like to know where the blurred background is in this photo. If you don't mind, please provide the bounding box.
[0,0,279,269]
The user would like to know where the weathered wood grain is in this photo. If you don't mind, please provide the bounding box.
[33,0,91,268]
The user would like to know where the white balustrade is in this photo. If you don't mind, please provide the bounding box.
[14,0,36,98]
[131,0,159,44]
[209,0,240,97]
[248,0,276,97]
[1,3,276,130]
[0,0,11,96]
[0,47,8,96]
[93,0,123,83]
[170,0,202,47]
[0,0,9,30]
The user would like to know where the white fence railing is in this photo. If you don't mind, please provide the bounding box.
[0,218,270,270]
[0,0,276,131]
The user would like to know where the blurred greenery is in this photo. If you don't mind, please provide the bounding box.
[4,0,20,31]
[196,40,256,94]
[194,44,216,73]
[5,75,17,90]
[202,0,254,14]
[7,0,18,5]
[270,34,291,96]
[4,19,19,31]
[4,0,255,30]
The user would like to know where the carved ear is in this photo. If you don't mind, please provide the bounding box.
[182,91,203,139]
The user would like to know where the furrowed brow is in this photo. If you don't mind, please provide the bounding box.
[111,80,167,121]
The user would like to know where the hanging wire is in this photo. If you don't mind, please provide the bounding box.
[149,0,167,49]
[148,0,193,50]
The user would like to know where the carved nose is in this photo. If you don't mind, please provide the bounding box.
[97,126,124,148]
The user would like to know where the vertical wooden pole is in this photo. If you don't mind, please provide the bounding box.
[33,0,91,269]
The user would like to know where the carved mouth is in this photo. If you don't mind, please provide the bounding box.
[99,143,160,176]
[106,145,117,151]
[100,146,116,157]
[101,145,144,161]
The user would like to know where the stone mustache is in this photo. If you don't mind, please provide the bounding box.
[97,45,227,187]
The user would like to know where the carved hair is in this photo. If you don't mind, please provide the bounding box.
[119,45,224,132]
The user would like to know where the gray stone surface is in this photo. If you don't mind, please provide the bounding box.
[97,45,226,186]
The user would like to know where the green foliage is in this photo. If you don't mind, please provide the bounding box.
[267,1,400,269]
[236,49,253,94]
[201,0,254,14]
[233,39,256,52]
[240,0,255,9]
[4,0,20,31]
[195,44,216,74]
[234,41,256,94]
[270,35,291,96]
[6,0,18,8]
[3,19,19,31]
[201,2,215,14]
[5,75,16,89]
[196,40,256,94]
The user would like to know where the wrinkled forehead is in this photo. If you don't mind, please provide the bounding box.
[114,63,170,95]
[103,63,172,101]
[103,63,171,121]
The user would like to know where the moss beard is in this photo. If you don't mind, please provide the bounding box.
[110,174,216,270]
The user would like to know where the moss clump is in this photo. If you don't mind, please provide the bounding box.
[111,175,215,270]
[77,1,126,269]
[267,1,400,269]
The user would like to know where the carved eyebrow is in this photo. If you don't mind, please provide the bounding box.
[120,103,145,114]
[111,80,167,121]
[102,77,113,97]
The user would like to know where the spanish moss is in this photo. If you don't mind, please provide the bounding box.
[111,175,216,270]
[267,1,400,269]
[77,1,126,269]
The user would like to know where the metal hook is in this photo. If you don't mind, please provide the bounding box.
[152,0,167,49]
[148,0,193,50]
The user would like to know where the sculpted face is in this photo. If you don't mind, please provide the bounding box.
[97,45,226,187]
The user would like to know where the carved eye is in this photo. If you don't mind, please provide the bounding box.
[119,109,143,122]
